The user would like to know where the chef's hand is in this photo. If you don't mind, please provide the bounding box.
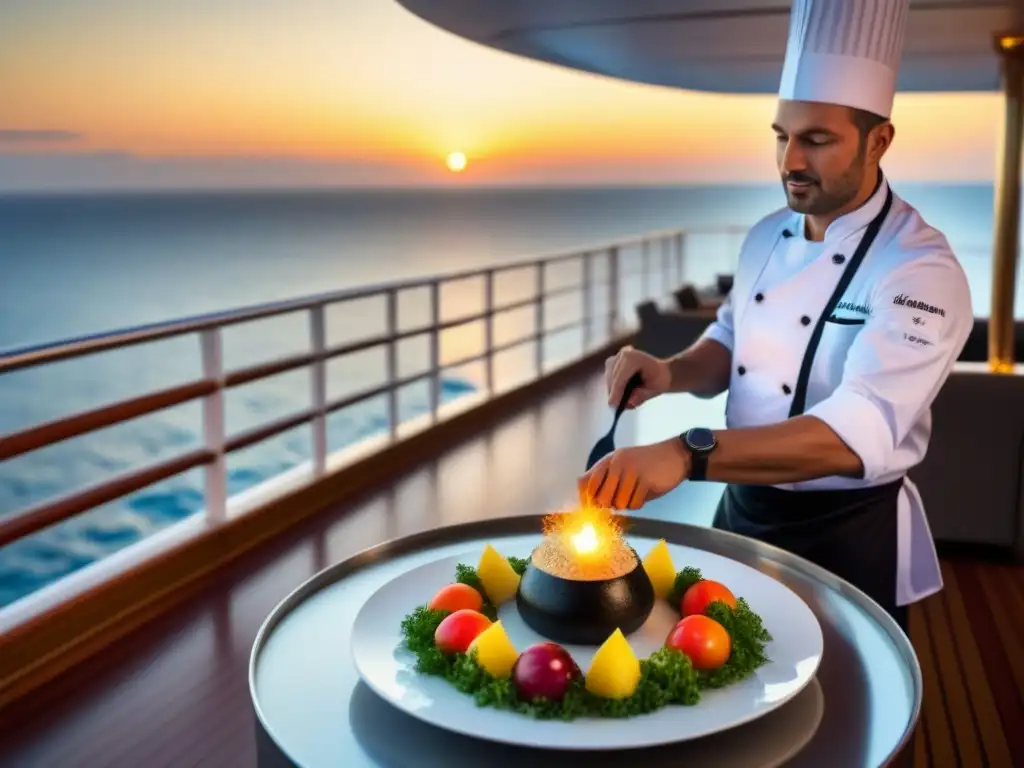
[578,439,690,510]
[605,345,671,409]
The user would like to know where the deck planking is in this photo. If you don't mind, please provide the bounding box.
[0,368,1020,767]
[909,555,1024,767]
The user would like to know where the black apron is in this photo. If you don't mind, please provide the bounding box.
[712,183,908,632]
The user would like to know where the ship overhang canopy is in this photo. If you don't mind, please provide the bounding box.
[394,0,1016,93]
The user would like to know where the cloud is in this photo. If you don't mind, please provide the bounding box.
[0,129,84,144]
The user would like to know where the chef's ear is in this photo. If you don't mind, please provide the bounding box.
[868,122,895,164]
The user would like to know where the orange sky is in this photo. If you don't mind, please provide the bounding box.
[0,0,1006,190]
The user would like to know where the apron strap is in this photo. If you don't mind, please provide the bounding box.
[789,184,894,417]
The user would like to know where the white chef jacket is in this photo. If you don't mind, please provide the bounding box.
[701,175,974,606]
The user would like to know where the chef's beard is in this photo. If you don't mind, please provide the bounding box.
[782,157,866,216]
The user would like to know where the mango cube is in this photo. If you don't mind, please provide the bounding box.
[585,628,641,699]
[477,544,521,605]
[642,539,676,599]
[467,620,519,679]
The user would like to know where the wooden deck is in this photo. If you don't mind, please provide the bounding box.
[909,555,1024,767]
[0,366,1021,767]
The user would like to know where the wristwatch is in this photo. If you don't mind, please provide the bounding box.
[681,427,717,481]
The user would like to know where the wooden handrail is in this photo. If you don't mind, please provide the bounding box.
[224,409,317,454]
[0,449,216,548]
[224,352,319,388]
[0,379,218,461]
[325,372,430,416]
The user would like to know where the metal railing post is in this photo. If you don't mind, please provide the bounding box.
[676,232,686,285]
[386,289,399,439]
[667,234,675,288]
[642,239,650,298]
[309,305,328,474]
[483,270,495,395]
[662,236,670,294]
[429,280,441,420]
[581,252,592,352]
[199,328,227,523]
[608,247,620,337]
[535,261,545,376]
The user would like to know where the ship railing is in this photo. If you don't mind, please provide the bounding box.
[0,224,748,629]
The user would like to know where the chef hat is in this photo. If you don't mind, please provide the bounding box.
[778,0,911,119]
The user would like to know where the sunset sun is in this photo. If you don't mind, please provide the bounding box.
[445,151,467,173]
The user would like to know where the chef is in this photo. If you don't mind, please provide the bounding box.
[580,0,973,633]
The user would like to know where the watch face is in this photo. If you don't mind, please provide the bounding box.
[686,427,716,452]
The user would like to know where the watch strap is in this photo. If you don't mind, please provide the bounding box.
[681,428,715,482]
[689,449,709,482]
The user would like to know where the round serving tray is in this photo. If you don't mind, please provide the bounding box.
[250,515,922,768]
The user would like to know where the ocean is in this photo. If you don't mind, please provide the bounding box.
[0,182,1015,608]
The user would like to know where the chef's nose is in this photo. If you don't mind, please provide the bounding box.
[780,139,808,174]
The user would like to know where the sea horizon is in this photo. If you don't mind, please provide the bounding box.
[0,178,1000,198]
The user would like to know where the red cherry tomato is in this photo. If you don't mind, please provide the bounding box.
[428,582,484,613]
[681,579,737,617]
[434,609,492,654]
[665,614,731,670]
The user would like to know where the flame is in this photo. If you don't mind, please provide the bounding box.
[542,504,626,562]
[572,523,600,554]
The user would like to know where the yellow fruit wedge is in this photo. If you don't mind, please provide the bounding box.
[585,628,641,699]
[476,544,521,605]
[467,620,519,679]
[642,539,676,599]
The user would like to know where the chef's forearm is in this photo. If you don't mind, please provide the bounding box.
[665,338,732,398]
[704,416,864,484]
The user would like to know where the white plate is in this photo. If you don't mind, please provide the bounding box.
[351,536,823,751]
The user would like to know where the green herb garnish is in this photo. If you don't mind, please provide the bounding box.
[667,566,703,607]
[399,558,772,720]
[700,598,772,688]
[507,555,530,575]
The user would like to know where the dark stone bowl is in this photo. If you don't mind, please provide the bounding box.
[515,547,655,646]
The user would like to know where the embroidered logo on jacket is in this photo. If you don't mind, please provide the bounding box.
[835,300,871,315]
[903,333,933,346]
[893,294,945,316]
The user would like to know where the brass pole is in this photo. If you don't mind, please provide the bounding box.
[989,34,1024,372]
